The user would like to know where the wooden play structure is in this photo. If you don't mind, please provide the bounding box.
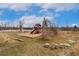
[30,17,57,35]
[31,24,41,34]
[18,24,42,38]
[18,17,57,38]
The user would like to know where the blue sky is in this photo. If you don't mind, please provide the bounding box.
[0,3,79,27]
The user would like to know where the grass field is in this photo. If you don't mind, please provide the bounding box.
[0,31,79,56]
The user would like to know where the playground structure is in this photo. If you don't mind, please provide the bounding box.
[30,17,51,34]
[18,23,42,38]
[18,17,57,38]
[30,17,57,35]
[31,24,41,34]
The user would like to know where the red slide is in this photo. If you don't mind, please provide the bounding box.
[31,24,41,34]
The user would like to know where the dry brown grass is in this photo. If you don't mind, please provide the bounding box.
[18,32,42,38]
[0,30,79,56]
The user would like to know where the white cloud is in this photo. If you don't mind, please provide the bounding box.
[0,3,32,11]
[0,3,78,12]
[37,3,79,20]
[54,4,79,12]
[0,3,78,27]
[70,24,79,27]
[0,20,8,27]
[19,15,53,27]
[37,3,79,12]
[0,19,19,27]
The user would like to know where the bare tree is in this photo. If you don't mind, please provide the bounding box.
[41,17,57,40]
[42,17,49,40]
[18,20,24,32]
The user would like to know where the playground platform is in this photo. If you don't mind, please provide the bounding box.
[18,32,42,38]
